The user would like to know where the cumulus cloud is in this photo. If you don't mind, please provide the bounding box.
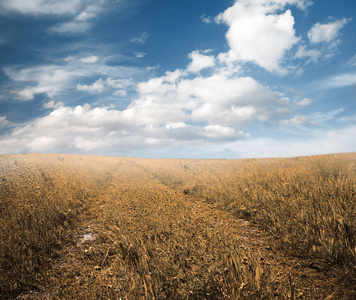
[1,48,300,155]
[187,50,215,73]
[0,102,353,158]
[130,61,302,132]
[1,45,349,158]
[215,0,309,73]
[0,104,248,155]
[308,18,350,44]
[3,0,350,158]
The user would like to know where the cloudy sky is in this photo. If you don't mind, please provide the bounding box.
[0,0,355,158]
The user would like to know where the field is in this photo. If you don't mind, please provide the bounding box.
[0,153,355,299]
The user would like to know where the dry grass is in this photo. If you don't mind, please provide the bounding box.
[0,153,355,299]
[140,154,356,279]
[0,154,123,296]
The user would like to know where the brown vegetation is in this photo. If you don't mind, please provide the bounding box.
[0,153,355,299]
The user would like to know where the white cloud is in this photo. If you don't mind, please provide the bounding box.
[0,0,109,35]
[49,3,104,34]
[0,116,10,128]
[308,18,350,44]
[77,79,106,94]
[14,85,55,101]
[75,4,101,21]
[329,73,356,88]
[347,54,356,67]
[49,21,91,34]
[113,90,127,96]
[5,65,81,100]
[0,104,248,155]
[133,68,294,130]
[166,122,187,130]
[64,56,75,62]
[281,115,315,126]
[106,77,133,89]
[4,61,140,101]
[295,98,311,106]
[321,72,356,89]
[187,50,215,73]
[295,45,321,63]
[338,114,356,124]
[76,77,133,95]
[1,102,353,158]
[201,14,213,24]
[212,123,356,159]
[309,108,344,124]
[131,32,150,44]
[134,52,146,58]
[2,0,355,159]
[43,100,64,109]
[81,55,98,63]
[2,59,295,154]
[201,125,244,140]
[215,0,307,73]
[16,89,35,101]
[146,65,160,71]
[76,11,93,21]
[0,0,84,16]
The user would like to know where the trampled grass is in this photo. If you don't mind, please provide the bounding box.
[0,153,355,299]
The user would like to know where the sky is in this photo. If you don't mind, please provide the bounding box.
[0,0,355,158]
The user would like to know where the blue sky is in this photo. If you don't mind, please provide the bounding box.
[0,0,355,158]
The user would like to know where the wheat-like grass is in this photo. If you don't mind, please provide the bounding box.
[1,153,355,298]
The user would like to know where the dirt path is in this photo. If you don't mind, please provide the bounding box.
[15,163,354,299]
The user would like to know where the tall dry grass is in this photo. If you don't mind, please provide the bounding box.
[142,154,356,280]
[54,177,284,299]
[0,154,121,296]
[1,153,355,298]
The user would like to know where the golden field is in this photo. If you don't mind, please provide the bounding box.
[0,153,355,299]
